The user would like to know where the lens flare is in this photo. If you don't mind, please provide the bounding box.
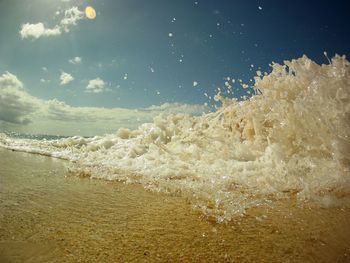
[85,6,96,20]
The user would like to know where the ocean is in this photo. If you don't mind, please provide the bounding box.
[1,55,349,221]
[0,55,350,261]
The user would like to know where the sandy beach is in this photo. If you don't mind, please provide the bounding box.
[0,148,349,262]
[1,0,349,262]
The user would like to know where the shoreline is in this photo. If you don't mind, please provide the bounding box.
[1,148,350,262]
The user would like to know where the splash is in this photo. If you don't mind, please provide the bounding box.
[1,55,349,221]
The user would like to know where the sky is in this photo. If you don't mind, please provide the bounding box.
[0,0,349,136]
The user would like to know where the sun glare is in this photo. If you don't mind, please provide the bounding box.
[85,6,96,20]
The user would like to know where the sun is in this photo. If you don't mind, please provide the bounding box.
[85,6,96,20]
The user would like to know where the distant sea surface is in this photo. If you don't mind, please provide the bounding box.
[3,131,74,140]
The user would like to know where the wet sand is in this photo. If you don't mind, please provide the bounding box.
[0,148,349,262]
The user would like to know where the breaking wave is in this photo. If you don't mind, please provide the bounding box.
[1,55,349,221]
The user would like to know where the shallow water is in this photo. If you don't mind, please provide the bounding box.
[1,148,350,262]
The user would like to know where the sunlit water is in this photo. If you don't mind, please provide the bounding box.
[1,148,350,262]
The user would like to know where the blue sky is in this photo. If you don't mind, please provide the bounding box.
[0,0,349,135]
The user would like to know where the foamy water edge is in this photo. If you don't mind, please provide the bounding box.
[1,55,349,222]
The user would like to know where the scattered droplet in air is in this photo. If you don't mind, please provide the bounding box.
[324,51,331,63]
[168,33,173,37]
[85,6,97,20]
[258,6,263,10]
[193,81,198,87]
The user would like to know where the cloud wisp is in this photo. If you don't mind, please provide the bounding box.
[60,72,74,85]
[69,57,82,64]
[60,7,84,32]
[86,78,106,93]
[20,7,85,40]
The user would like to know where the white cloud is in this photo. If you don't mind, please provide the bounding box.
[60,7,84,32]
[20,23,61,39]
[60,72,74,85]
[86,78,106,93]
[0,72,23,89]
[69,57,82,64]
[0,72,209,136]
[20,6,84,40]
[0,72,39,124]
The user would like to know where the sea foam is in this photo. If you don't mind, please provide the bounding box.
[1,55,349,221]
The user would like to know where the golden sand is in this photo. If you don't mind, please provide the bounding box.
[0,148,349,262]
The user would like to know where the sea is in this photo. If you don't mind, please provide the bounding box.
[1,55,349,221]
[0,55,350,261]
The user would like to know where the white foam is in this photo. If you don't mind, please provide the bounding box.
[1,55,349,221]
